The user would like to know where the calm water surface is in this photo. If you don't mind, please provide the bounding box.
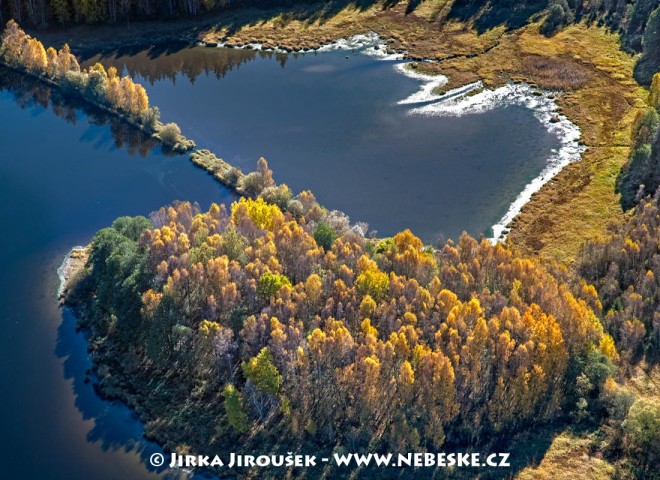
[0,42,562,480]
[0,70,233,479]
[86,45,562,243]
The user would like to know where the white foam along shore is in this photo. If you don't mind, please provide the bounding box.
[399,74,585,242]
[211,33,584,243]
[213,30,405,58]
[317,31,405,60]
[366,44,585,243]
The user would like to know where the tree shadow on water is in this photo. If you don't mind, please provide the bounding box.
[53,305,577,480]
[55,307,188,479]
[78,41,261,86]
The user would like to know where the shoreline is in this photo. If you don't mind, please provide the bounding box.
[0,59,196,154]
[83,30,587,245]
[57,246,88,301]
[38,30,555,245]
[29,11,645,260]
[399,76,585,242]
[193,12,645,261]
[281,33,587,243]
[388,60,585,242]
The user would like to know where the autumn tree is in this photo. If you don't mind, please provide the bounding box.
[0,20,26,65]
[72,198,619,460]
[158,122,181,146]
[649,72,660,110]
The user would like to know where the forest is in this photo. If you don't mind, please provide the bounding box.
[0,0,660,83]
[0,0,653,477]
[617,71,660,208]
[66,146,659,477]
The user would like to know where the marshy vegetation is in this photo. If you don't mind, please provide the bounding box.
[1,2,658,478]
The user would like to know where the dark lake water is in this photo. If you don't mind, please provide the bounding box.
[0,69,233,479]
[0,42,563,480]
[84,44,562,243]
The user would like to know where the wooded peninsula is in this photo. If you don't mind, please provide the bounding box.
[1,1,658,479]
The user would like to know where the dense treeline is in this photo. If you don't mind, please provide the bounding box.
[0,0,657,52]
[1,21,151,116]
[69,185,622,474]
[0,0,323,26]
[577,194,660,365]
[574,193,660,478]
[617,72,660,209]
[2,0,660,81]
[0,21,190,148]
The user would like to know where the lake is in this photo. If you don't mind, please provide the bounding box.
[0,40,564,479]
[0,68,232,479]
[83,43,563,243]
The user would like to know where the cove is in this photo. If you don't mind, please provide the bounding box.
[84,43,564,244]
[0,67,232,479]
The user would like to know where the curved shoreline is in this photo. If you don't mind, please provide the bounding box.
[33,10,646,260]
[45,21,646,480]
[199,32,586,243]
[4,28,587,247]
[195,18,644,261]
[211,33,586,242]
[395,69,585,241]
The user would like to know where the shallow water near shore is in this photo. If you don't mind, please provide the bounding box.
[0,72,233,479]
[0,38,576,480]
[84,44,565,243]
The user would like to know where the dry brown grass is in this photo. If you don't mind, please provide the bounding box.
[623,363,660,401]
[39,1,648,262]
[201,2,506,59]
[200,7,648,262]
[521,55,591,90]
[514,431,615,480]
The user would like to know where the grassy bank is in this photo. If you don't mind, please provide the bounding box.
[194,2,646,263]
[29,2,648,262]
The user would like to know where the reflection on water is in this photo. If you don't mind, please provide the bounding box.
[56,308,172,478]
[0,40,568,480]
[0,66,161,157]
[83,45,563,244]
[0,68,234,479]
[81,43,291,85]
